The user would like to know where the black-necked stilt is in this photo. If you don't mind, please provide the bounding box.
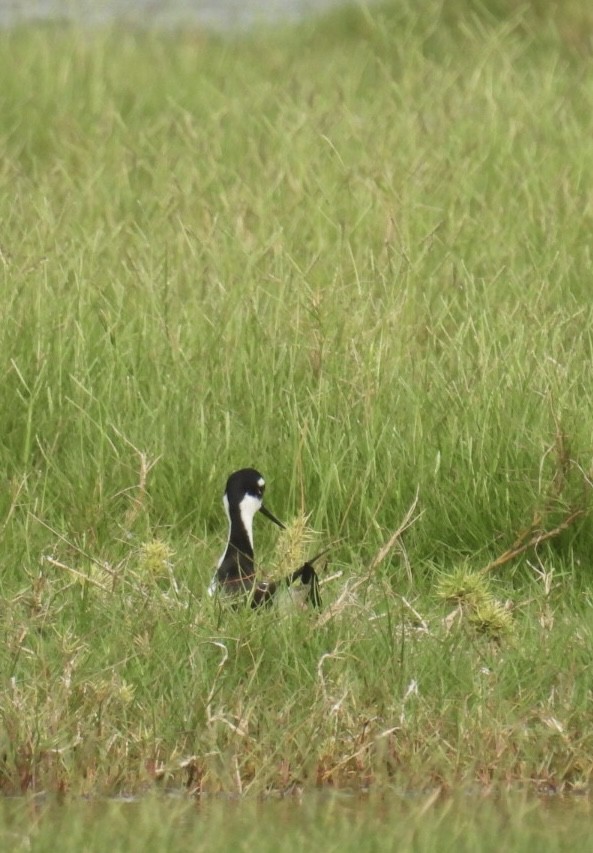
[208,468,322,609]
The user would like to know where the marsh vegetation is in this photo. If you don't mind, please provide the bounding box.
[1,0,593,825]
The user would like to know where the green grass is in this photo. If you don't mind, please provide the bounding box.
[1,0,593,800]
[2,790,593,852]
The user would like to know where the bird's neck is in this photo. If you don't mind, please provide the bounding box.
[221,494,255,574]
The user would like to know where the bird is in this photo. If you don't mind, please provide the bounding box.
[208,468,322,609]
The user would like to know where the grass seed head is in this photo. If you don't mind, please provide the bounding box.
[468,599,514,640]
[271,512,317,576]
[436,564,492,609]
[137,540,174,580]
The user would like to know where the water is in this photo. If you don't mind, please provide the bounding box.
[0,0,347,30]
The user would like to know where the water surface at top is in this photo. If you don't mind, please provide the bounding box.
[0,0,347,30]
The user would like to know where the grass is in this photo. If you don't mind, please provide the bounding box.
[2,790,593,852]
[0,0,593,802]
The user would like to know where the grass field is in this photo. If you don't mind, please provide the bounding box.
[1,0,593,803]
[2,790,593,852]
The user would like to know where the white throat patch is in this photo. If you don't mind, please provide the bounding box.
[239,493,262,548]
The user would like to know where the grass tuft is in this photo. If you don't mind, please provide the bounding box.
[136,539,175,581]
[467,598,514,640]
[436,564,493,609]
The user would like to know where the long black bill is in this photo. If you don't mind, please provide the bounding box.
[304,546,331,566]
[259,504,286,530]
